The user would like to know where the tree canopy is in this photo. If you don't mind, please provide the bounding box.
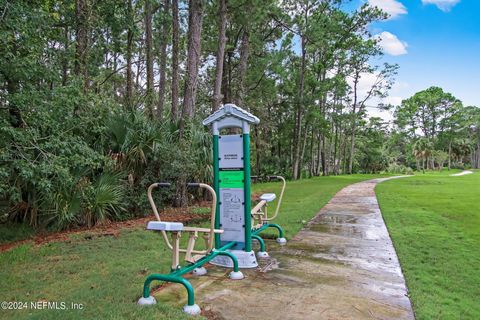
[0,0,478,230]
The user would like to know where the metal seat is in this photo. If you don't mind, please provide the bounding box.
[146,221,184,231]
[260,193,276,202]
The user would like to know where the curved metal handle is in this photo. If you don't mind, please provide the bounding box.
[189,183,217,252]
[147,182,171,220]
[147,182,174,250]
[266,176,286,221]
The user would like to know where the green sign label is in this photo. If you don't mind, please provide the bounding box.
[219,170,244,188]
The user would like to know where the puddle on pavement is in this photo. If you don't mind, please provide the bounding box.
[308,223,365,238]
[315,214,359,224]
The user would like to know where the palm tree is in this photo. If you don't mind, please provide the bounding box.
[451,138,472,166]
[413,138,433,171]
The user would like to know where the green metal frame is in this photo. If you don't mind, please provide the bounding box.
[142,242,238,306]
[213,130,286,256]
[250,223,285,253]
[213,132,254,251]
[252,223,285,239]
[213,134,221,249]
[251,234,265,252]
[243,133,252,252]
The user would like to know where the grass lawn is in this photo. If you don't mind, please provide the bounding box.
[376,171,480,320]
[0,174,388,320]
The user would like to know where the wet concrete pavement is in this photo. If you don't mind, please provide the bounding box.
[153,177,415,319]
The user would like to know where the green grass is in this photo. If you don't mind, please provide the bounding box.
[0,174,388,320]
[376,171,480,320]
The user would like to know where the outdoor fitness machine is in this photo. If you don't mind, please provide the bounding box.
[250,175,287,256]
[202,104,286,268]
[137,182,244,315]
[137,104,286,315]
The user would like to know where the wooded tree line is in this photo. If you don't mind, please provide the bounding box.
[393,87,480,172]
[1,0,478,229]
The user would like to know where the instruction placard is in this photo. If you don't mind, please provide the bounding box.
[219,188,245,242]
[219,170,244,188]
[218,134,244,169]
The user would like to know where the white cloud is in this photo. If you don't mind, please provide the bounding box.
[421,0,460,12]
[356,72,380,99]
[348,73,409,121]
[347,71,385,104]
[366,106,394,122]
[383,96,403,106]
[376,31,408,56]
[368,0,407,19]
[390,81,410,92]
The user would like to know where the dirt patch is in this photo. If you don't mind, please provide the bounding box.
[0,205,211,253]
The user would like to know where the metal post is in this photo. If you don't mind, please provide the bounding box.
[243,133,252,252]
[213,134,220,249]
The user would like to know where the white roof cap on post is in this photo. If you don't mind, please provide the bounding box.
[202,103,259,134]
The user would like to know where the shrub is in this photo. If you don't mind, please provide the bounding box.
[0,85,214,230]
[384,163,414,175]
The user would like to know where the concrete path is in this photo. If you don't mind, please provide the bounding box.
[154,178,415,319]
[450,170,473,176]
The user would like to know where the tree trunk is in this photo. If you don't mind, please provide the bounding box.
[448,140,452,170]
[333,121,339,175]
[292,34,306,180]
[316,133,321,176]
[298,122,309,179]
[342,135,348,174]
[321,133,327,176]
[157,0,170,119]
[126,0,134,110]
[235,28,249,107]
[476,144,480,168]
[75,0,89,93]
[7,80,24,128]
[348,72,360,174]
[181,0,204,119]
[171,0,180,122]
[144,0,154,118]
[135,49,142,91]
[212,0,227,112]
[222,51,232,102]
[348,127,356,174]
[476,136,480,169]
[309,126,315,177]
[62,26,69,86]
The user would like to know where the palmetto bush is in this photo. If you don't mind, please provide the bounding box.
[0,87,138,229]
[0,84,215,230]
[83,173,126,227]
[188,121,213,184]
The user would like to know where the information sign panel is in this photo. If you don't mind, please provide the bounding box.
[218,134,244,169]
[219,188,245,243]
[219,170,244,188]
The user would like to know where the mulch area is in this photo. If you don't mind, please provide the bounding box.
[0,204,212,253]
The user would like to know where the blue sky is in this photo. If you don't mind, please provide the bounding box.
[362,0,480,108]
